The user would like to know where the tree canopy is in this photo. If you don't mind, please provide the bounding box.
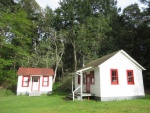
[0,0,150,89]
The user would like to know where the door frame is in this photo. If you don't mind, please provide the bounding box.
[31,76,40,91]
[86,74,91,93]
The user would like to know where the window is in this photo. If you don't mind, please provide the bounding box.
[42,76,49,87]
[22,76,30,87]
[83,73,86,84]
[78,75,80,84]
[127,70,134,85]
[110,69,119,85]
[34,77,38,82]
[90,71,95,84]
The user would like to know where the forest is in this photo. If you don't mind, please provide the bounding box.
[0,0,150,91]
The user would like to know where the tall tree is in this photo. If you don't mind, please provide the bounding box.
[54,0,115,71]
[0,1,38,88]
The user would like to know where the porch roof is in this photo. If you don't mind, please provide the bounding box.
[17,67,54,76]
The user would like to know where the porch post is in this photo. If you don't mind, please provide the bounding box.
[72,73,74,93]
[80,71,83,101]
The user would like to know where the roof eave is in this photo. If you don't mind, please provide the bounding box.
[76,67,93,74]
[120,50,146,70]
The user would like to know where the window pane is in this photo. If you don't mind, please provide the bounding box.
[90,71,94,84]
[112,71,116,76]
[24,77,28,81]
[43,81,47,86]
[34,78,38,82]
[44,77,48,81]
[24,81,28,86]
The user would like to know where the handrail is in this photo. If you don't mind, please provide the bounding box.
[73,85,81,101]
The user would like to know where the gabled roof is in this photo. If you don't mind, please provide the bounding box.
[82,50,146,71]
[83,50,120,69]
[17,67,54,76]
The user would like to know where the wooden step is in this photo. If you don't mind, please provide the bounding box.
[29,91,41,96]
[66,92,95,101]
[66,93,81,100]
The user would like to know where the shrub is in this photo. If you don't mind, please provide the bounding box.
[0,89,15,97]
[53,73,73,92]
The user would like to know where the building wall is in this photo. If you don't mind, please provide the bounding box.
[17,75,31,95]
[99,52,145,101]
[40,76,53,94]
[17,75,53,95]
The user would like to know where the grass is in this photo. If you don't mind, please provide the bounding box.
[0,90,150,113]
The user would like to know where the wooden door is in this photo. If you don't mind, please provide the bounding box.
[86,74,90,93]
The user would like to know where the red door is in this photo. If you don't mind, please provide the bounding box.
[86,74,90,93]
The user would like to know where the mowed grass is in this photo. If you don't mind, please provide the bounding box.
[0,91,150,113]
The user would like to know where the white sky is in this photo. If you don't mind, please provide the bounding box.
[35,0,145,11]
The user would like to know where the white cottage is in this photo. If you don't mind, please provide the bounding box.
[73,50,146,101]
[17,67,54,96]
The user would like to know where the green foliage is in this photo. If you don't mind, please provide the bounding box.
[0,0,150,88]
[0,1,36,88]
[53,75,72,92]
[0,89,14,97]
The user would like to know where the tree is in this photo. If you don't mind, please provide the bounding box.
[54,0,115,71]
[0,3,36,88]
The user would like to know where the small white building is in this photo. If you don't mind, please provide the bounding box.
[17,67,54,96]
[74,50,146,101]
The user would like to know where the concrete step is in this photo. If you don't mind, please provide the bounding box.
[29,91,41,96]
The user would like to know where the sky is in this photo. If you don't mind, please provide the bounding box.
[35,0,145,11]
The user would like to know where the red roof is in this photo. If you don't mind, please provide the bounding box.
[17,67,54,76]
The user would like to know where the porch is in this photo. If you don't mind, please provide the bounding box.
[67,92,95,100]
[72,67,94,101]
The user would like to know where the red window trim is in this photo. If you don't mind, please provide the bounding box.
[110,69,119,85]
[42,76,49,87]
[126,70,134,85]
[22,75,30,87]
[90,71,95,84]
[78,75,80,84]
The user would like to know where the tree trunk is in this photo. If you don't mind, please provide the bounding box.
[52,65,58,84]
[52,31,64,84]
[73,41,77,71]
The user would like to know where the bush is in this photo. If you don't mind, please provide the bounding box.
[53,74,73,92]
[0,89,15,97]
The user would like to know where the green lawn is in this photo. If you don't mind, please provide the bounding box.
[0,91,150,113]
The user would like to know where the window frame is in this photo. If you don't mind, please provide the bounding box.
[126,70,134,85]
[90,71,95,84]
[110,69,119,85]
[42,76,49,87]
[22,75,30,87]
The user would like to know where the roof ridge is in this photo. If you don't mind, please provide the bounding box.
[83,50,121,69]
